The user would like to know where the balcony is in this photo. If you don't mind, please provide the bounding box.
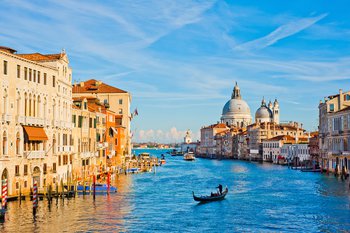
[45,119,51,126]
[2,113,12,122]
[23,116,45,126]
[16,115,25,124]
[0,156,10,161]
[80,152,93,158]
[110,150,116,156]
[25,150,46,159]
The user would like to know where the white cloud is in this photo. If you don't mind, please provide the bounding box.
[235,13,328,51]
[135,127,199,143]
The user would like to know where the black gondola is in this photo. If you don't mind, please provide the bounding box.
[192,187,228,203]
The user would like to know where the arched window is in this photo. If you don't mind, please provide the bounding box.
[24,93,28,116]
[2,131,7,155]
[43,98,47,119]
[37,96,41,118]
[53,135,56,154]
[16,132,20,155]
[28,94,32,117]
[16,92,21,116]
[3,89,8,113]
[33,94,36,117]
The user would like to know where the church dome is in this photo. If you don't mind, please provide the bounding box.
[255,106,273,119]
[255,97,273,123]
[222,99,251,116]
[221,82,252,127]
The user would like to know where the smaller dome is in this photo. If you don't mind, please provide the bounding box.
[255,106,273,119]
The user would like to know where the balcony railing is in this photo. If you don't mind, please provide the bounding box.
[24,116,45,126]
[80,151,93,158]
[2,113,12,122]
[25,150,46,159]
[16,115,25,124]
[58,145,73,153]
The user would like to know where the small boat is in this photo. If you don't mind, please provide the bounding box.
[184,152,195,161]
[160,159,166,165]
[126,168,140,173]
[77,183,117,193]
[193,187,228,203]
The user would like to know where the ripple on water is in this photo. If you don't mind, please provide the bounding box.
[1,149,350,232]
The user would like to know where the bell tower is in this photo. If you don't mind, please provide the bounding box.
[273,99,279,124]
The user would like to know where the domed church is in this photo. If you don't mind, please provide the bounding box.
[221,82,252,127]
[255,97,279,124]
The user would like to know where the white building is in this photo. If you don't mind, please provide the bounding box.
[0,46,73,196]
[281,143,310,165]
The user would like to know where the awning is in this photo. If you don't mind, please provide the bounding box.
[23,126,48,141]
[111,127,118,135]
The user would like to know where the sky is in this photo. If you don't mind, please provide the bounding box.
[1,0,350,143]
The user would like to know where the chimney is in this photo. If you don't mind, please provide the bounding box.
[80,82,85,87]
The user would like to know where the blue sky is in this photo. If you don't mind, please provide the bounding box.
[1,0,350,143]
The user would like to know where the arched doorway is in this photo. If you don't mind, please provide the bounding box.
[33,166,41,187]
[1,168,8,196]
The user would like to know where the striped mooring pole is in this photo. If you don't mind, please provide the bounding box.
[33,181,38,214]
[2,179,7,210]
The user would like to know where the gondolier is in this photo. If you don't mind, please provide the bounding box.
[216,184,223,195]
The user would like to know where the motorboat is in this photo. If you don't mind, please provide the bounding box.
[184,152,196,161]
[77,183,117,193]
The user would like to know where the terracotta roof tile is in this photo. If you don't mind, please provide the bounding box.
[72,79,127,94]
[16,53,62,61]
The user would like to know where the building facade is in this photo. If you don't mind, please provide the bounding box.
[319,89,350,173]
[0,46,73,196]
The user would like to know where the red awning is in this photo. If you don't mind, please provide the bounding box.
[23,126,48,141]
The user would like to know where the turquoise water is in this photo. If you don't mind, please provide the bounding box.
[1,148,350,232]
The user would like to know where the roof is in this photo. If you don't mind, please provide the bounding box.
[0,46,17,54]
[16,53,62,61]
[264,135,295,142]
[72,79,127,94]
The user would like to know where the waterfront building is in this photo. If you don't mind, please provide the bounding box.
[319,89,350,173]
[214,129,231,158]
[199,123,229,157]
[248,121,306,161]
[232,129,249,160]
[281,141,310,166]
[308,132,319,166]
[0,46,73,196]
[72,80,131,162]
[262,135,295,163]
[221,82,252,128]
[180,130,198,153]
[72,97,101,181]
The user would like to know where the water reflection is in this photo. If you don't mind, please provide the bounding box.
[0,149,349,232]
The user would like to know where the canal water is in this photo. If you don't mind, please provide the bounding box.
[1,149,350,232]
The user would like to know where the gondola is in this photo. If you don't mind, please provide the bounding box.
[192,187,228,203]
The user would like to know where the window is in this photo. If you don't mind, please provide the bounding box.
[94,118,97,128]
[33,70,36,82]
[15,165,20,176]
[17,65,21,78]
[24,67,28,80]
[38,71,40,83]
[330,104,334,112]
[43,163,47,174]
[44,73,47,85]
[52,75,56,87]
[29,68,32,81]
[72,115,76,126]
[115,138,118,145]
[78,116,83,128]
[58,155,61,166]
[53,163,56,173]
[118,108,123,114]
[24,164,28,175]
[89,118,92,128]
[3,60,7,75]
[119,99,123,104]
[84,102,87,110]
